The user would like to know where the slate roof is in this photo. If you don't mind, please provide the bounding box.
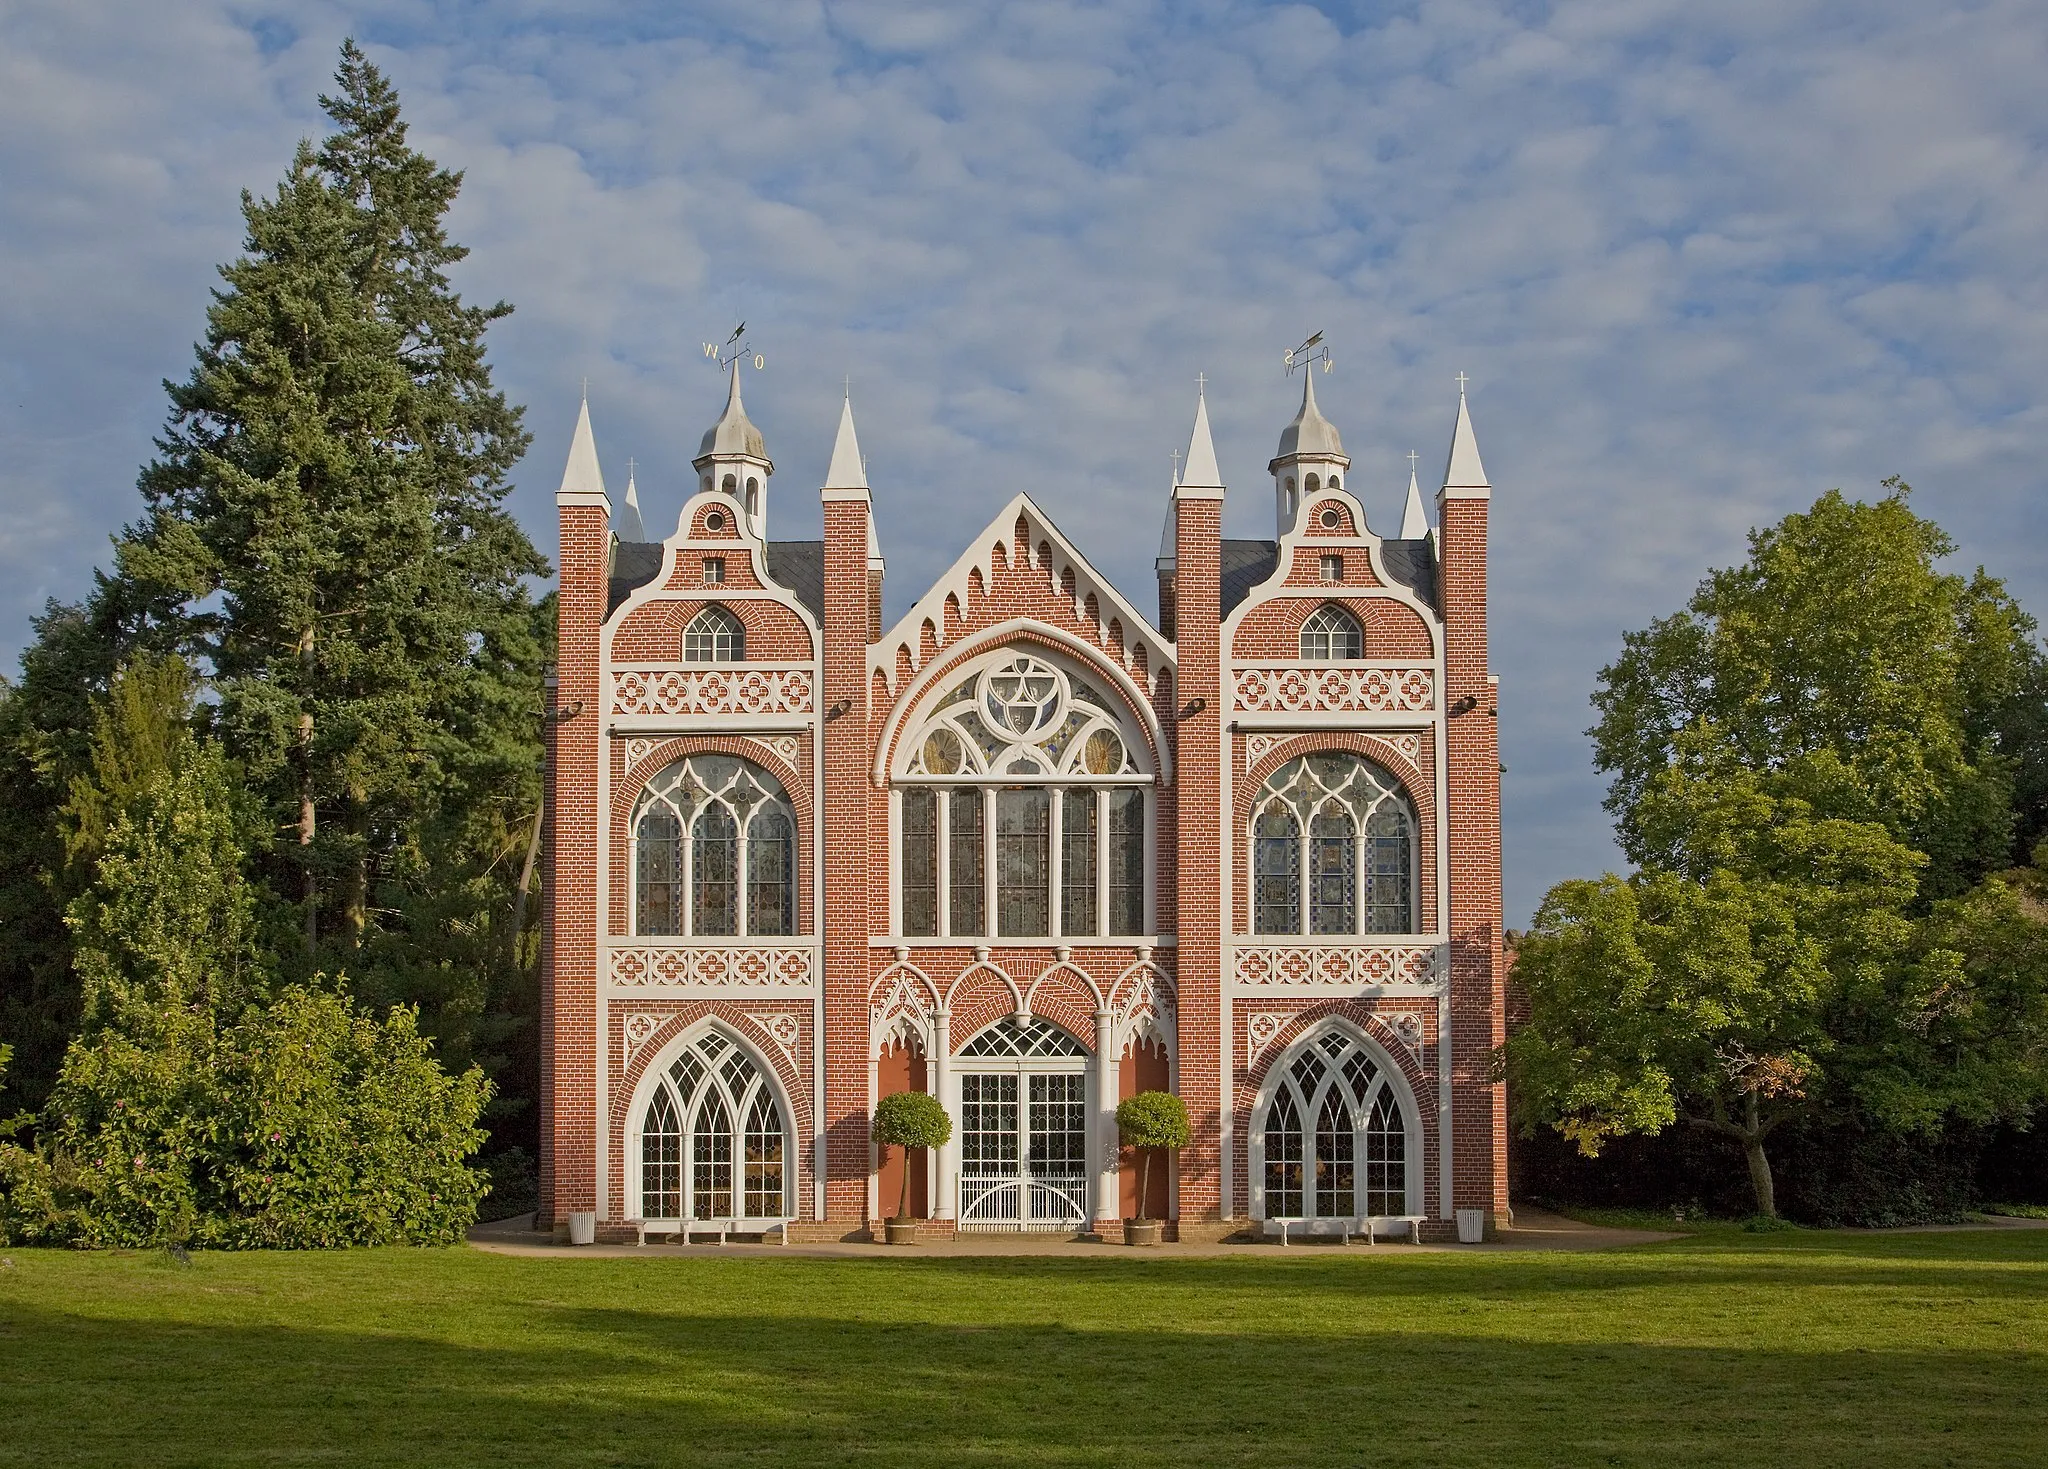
[762,541,825,623]
[1218,537,1439,618]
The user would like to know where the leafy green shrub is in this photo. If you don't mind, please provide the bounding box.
[1116,1091,1190,1222]
[0,701,491,1249]
[872,1091,951,1222]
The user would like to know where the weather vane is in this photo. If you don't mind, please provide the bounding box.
[702,321,766,374]
[1283,331,1333,377]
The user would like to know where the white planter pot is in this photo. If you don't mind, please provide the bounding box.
[568,1210,597,1246]
[1455,1208,1484,1244]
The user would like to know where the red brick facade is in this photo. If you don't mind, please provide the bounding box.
[541,383,1507,1242]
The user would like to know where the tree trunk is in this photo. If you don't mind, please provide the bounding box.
[508,794,544,967]
[1743,1092,1777,1218]
[297,625,317,958]
[343,800,368,950]
[1137,1147,1153,1223]
[897,1143,912,1223]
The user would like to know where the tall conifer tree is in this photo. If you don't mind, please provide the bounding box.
[0,43,550,1135]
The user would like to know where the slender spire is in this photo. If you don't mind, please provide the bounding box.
[1177,379,1223,494]
[1400,464,1429,538]
[1441,376,1489,492]
[556,396,607,502]
[823,393,867,490]
[616,457,644,540]
[1156,452,1180,569]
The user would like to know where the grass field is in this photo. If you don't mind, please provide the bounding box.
[2,1230,2044,1467]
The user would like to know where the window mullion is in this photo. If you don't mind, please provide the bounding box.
[682,807,695,938]
[936,788,951,939]
[983,786,997,939]
[1048,784,1064,940]
[1298,829,1310,935]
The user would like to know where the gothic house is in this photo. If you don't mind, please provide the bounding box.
[542,361,1507,1241]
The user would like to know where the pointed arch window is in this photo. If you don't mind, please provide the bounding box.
[683,606,744,663]
[895,650,1153,939]
[638,1029,790,1223]
[1251,755,1416,935]
[1256,1027,1412,1219]
[1300,605,1362,661]
[633,756,795,936]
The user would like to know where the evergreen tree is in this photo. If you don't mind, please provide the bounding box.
[93,42,548,1128]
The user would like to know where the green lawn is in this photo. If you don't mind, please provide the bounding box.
[2,1231,2044,1467]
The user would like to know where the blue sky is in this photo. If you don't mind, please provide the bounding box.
[3,1,2044,923]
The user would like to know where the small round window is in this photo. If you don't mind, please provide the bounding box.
[705,509,727,532]
[1319,505,1342,530]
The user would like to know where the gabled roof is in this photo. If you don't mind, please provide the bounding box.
[873,492,1173,686]
[1218,537,1438,617]
[605,539,824,621]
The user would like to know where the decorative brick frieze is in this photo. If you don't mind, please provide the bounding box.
[608,940,816,989]
[611,665,814,717]
[1231,940,1443,989]
[1231,664,1433,714]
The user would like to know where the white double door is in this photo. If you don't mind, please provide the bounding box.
[956,1067,1091,1229]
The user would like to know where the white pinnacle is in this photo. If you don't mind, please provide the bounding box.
[1156,458,1179,569]
[1177,385,1223,493]
[1400,468,1429,538]
[1441,382,1489,491]
[823,394,867,490]
[616,462,644,540]
[557,396,606,501]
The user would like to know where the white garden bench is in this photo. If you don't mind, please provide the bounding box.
[624,1219,792,1246]
[1265,1214,1428,1246]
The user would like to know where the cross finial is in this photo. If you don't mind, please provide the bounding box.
[1455,371,1469,394]
[843,374,851,400]
[1170,447,1182,484]
[1408,449,1419,475]
[627,456,636,479]
[1196,371,1207,398]
[580,375,589,402]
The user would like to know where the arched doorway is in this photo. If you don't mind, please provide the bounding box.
[952,1016,1090,1231]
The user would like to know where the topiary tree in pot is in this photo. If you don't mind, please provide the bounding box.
[871,1090,951,1244]
[1116,1091,1190,1245]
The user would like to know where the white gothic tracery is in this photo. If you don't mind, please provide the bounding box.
[1251,755,1416,936]
[896,652,1152,940]
[633,755,796,937]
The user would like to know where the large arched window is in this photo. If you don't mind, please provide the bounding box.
[1256,1027,1411,1219]
[638,1028,790,1223]
[683,605,743,663]
[895,651,1153,940]
[1299,605,1362,661]
[1251,755,1415,935]
[633,756,795,936]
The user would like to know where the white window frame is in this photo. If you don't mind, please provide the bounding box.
[1250,754,1418,936]
[1249,1023,1423,1222]
[626,1024,795,1228]
[630,755,796,938]
[890,649,1155,941]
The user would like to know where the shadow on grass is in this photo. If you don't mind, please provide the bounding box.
[2,1268,2044,1468]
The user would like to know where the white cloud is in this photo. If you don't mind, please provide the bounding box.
[2,0,2043,921]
